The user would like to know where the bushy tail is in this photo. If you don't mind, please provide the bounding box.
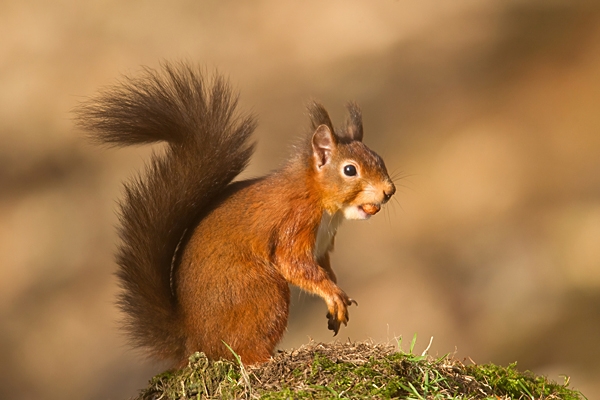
[76,63,256,362]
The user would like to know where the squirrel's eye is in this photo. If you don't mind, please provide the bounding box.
[343,164,357,177]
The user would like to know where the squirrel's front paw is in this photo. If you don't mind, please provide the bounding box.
[326,291,358,335]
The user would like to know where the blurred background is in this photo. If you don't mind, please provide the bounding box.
[1,0,599,398]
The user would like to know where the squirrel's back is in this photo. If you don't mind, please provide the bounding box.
[76,63,256,362]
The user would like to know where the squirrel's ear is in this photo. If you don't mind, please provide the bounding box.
[312,124,337,169]
[344,102,363,142]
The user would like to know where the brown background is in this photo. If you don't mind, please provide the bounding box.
[1,1,600,399]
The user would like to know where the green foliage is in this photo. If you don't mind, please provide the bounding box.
[467,362,586,400]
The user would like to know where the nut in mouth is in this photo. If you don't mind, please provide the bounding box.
[360,203,380,216]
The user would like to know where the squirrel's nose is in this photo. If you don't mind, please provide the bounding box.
[383,183,396,203]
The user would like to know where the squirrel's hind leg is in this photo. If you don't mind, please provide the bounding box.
[178,261,290,365]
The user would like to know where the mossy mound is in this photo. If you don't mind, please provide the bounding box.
[135,341,586,399]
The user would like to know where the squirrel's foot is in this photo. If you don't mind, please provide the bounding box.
[326,291,358,335]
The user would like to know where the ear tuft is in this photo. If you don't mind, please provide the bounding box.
[312,124,336,169]
[344,102,363,142]
[308,102,334,132]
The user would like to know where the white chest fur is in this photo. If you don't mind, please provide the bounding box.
[314,211,344,259]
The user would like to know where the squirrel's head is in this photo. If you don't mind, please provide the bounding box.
[308,102,395,220]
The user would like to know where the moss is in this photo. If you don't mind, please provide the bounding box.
[133,341,586,400]
[466,362,585,400]
[137,352,246,400]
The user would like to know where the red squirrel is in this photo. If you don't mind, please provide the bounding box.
[77,63,395,367]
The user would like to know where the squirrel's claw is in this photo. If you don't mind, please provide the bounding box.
[326,311,338,335]
[326,310,346,335]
